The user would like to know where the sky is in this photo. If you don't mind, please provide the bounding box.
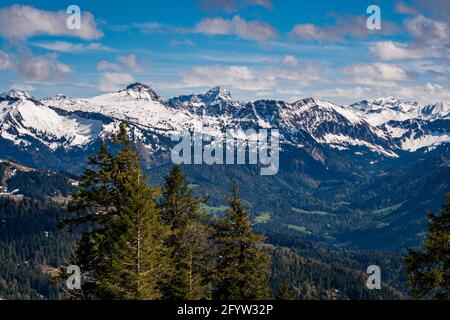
[0,0,449,104]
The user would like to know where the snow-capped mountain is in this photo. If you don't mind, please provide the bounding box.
[168,87,242,117]
[1,83,449,171]
[350,97,450,152]
[0,91,104,151]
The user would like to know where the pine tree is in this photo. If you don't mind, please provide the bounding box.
[59,122,171,299]
[159,165,211,300]
[212,182,270,300]
[405,193,450,300]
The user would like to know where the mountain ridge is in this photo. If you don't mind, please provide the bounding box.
[1,83,447,161]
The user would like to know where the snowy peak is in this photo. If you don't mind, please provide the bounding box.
[204,86,233,102]
[0,89,33,101]
[169,87,236,106]
[111,82,161,101]
[421,102,450,118]
[168,87,242,116]
[0,94,104,151]
[0,83,447,159]
[350,97,449,126]
[289,97,363,125]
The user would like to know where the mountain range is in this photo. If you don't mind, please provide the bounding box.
[1,83,448,163]
[0,82,449,251]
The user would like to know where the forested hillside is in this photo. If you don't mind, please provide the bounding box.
[0,169,410,300]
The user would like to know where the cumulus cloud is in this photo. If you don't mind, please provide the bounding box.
[289,15,399,42]
[97,60,122,71]
[0,50,10,69]
[14,51,72,83]
[195,15,278,43]
[269,62,324,85]
[0,5,103,40]
[368,41,434,60]
[180,65,276,91]
[397,83,450,103]
[117,54,144,72]
[344,63,412,81]
[199,0,273,13]
[31,41,112,53]
[97,54,145,72]
[281,55,298,66]
[368,15,449,60]
[313,86,373,100]
[315,83,450,104]
[179,59,324,92]
[405,15,449,47]
[413,63,450,76]
[98,72,135,92]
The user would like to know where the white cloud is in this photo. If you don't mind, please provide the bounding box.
[396,83,450,103]
[281,55,298,66]
[195,15,278,43]
[31,41,112,53]
[117,54,144,72]
[98,72,135,92]
[179,59,324,93]
[11,83,35,91]
[97,54,145,72]
[269,62,324,85]
[16,51,72,83]
[405,15,449,47]
[289,16,399,42]
[413,62,450,76]
[0,5,102,40]
[0,50,10,69]
[180,65,276,91]
[313,87,373,100]
[368,41,435,60]
[97,60,122,71]
[345,63,411,81]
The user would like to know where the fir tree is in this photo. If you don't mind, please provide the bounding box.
[59,122,171,299]
[159,165,211,300]
[212,182,270,300]
[405,193,450,300]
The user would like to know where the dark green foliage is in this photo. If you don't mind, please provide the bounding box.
[159,165,211,300]
[60,123,171,299]
[0,163,76,200]
[269,246,405,300]
[0,198,78,299]
[405,194,450,300]
[212,182,271,300]
[5,135,445,300]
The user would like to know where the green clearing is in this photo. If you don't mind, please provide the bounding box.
[287,224,312,235]
[201,204,228,216]
[254,212,271,224]
[291,207,329,216]
[372,201,407,215]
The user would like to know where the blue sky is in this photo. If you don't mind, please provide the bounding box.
[0,0,448,104]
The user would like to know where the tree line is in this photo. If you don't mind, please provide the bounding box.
[59,123,270,300]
